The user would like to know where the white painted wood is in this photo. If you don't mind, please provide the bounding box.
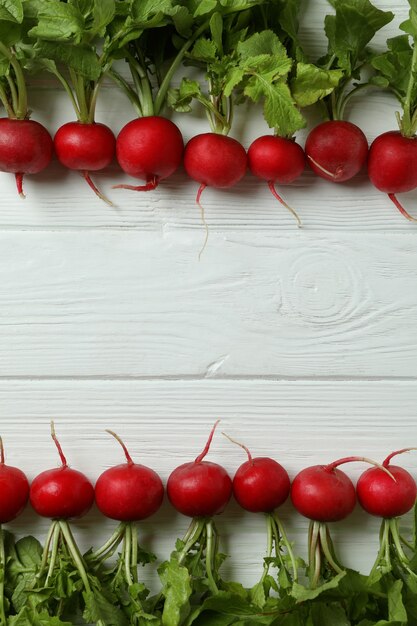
[1,379,416,587]
[0,230,414,377]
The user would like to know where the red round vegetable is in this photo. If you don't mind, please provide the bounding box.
[54,121,116,204]
[247,135,305,227]
[0,437,29,523]
[357,448,417,518]
[305,120,368,183]
[367,131,417,222]
[0,118,53,197]
[167,421,232,518]
[30,423,94,520]
[95,430,164,522]
[184,133,247,190]
[114,116,184,191]
[291,460,356,522]
[229,436,290,513]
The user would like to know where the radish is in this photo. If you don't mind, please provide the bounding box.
[0,437,30,626]
[183,132,247,202]
[356,448,417,582]
[114,116,184,192]
[291,456,392,588]
[367,6,417,220]
[30,424,94,520]
[0,436,29,525]
[224,433,297,598]
[247,135,305,227]
[28,423,116,626]
[305,120,368,183]
[88,431,164,621]
[27,3,119,204]
[166,421,232,595]
[0,43,53,197]
[54,121,116,205]
[295,1,393,184]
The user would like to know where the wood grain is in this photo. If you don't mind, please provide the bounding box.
[0,230,415,377]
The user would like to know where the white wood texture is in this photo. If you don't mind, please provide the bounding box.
[0,0,417,590]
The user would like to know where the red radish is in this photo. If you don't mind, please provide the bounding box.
[291,461,356,523]
[114,116,184,191]
[184,133,247,193]
[247,135,305,227]
[95,430,164,521]
[225,433,297,586]
[167,420,232,518]
[291,456,391,588]
[356,449,417,580]
[357,448,417,518]
[0,118,53,197]
[90,432,164,596]
[30,422,94,520]
[0,437,29,523]
[229,437,290,513]
[166,422,232,596]
[54,122,116,205]
[368,132,417,222]
[305,120,368,183]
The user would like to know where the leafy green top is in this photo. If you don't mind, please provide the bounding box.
[371,0,417,137]
[291,0,394,121]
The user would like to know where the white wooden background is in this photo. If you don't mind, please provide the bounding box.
[2,0,417,592]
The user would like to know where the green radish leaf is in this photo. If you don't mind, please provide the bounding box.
[28,1,85,42]
[131,0,174,21]
[310,601,350,626]
[34,40,102,80]
[89,0,115,36]
[83,588,128,626]
[0,21,21,45]
[244,76,306,136]
[387,580,407,623]
[210,12,223,55]
[292,62,343,107]
[291,572,347,602]
[194,0,217,17]
[0,0,23,23]
[190,37,218,61]
[371,36,414,101]
[168,78,202,112]
[159,559,193,626]
[325,0,394,72]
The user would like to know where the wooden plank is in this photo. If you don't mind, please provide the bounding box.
[0,230,415,377]
[1,378,416,586]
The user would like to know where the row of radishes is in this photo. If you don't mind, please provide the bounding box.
[1,422,415,624]
[2,0,417,230]
[1,423,414,526]
[2,114,415,224]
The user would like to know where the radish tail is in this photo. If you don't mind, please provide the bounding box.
[15,173,25,199]
[83,171,114,207]
[268,181,302,228]
[196,183,209,260]
[112,175,159,192]
[307,155,337,180]
[388,193,417,222]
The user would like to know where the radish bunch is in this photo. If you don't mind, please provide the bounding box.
[291,0,393,186]
[0,36,53,197]
[90,430,164,623]
[291,456,393,588]
[368,1,417,221]
[225,433,296,604]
